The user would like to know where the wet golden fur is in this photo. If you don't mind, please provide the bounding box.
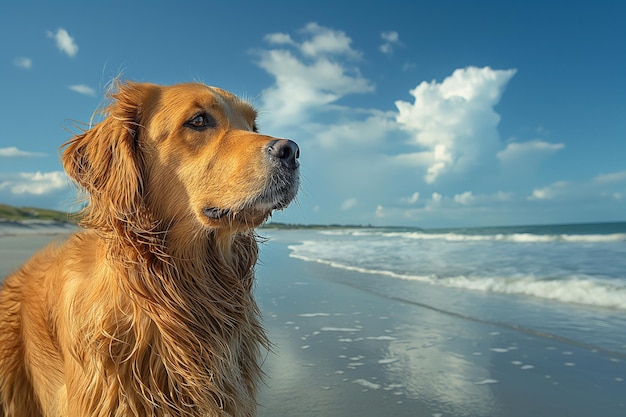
[0,82,299,416]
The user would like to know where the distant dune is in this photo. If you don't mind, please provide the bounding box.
[0,204,76,223]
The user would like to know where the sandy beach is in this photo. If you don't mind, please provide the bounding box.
[2,229,625,416]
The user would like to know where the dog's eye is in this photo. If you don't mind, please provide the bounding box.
[185,113,216,131]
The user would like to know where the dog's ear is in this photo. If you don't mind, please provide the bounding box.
[62,82,153,232]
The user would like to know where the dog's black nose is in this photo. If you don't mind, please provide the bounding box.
[267,139,300,169]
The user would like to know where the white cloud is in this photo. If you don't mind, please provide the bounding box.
[381,31,399,43]
[497,140,564,162]
[530,188,552,200]
[529,181,570,200]
[379,31,400,55]
[264,33,296,46]
[594,170,626,184]
[68,84,96,96]
[379,44,393,55]
[391,151,434,168]
[299,23,361,59]
[431,192,442,204]
[46,28,78,57]
[492,191,514,202]
[375,205,386,218]
[0,171,68,195]
[402,62,416,72]
[0,147,46,158]
[315,112,397,149]
[426,144,453,184]
[395,66,516,183]
[257,23,374,128]
[258,49,373,125]
[530,171,626,204]
[13,57,32,69]
[454,191,475,205]
[340,198,357,211]
[401,192,420,204]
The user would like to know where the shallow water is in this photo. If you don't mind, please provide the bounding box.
[282,224,626,357]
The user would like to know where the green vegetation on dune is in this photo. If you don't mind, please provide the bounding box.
[0,204,76,223]
[0,204,368,229]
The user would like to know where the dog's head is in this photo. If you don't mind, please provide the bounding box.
[63,82,299,235]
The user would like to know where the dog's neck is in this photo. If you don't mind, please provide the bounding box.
[111,220,259,302]
[95,222,265,415]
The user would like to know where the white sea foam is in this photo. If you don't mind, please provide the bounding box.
[298,313,331,317]
[319,228,626,243]
[366,336,397,341]
[443,275,626,310]
[290,251,626,310]
[475,379,499,385]
[289,252,433,283]
[421,231,626,243]
[352,379,381,390]
[289,224,626,315]
[378,358,400,364]
[320,327,361,332]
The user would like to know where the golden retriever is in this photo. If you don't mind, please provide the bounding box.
[0,82,300,416]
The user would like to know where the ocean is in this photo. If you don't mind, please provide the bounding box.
[284,222,626,358]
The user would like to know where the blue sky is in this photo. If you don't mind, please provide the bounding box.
[1,1,625,228]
